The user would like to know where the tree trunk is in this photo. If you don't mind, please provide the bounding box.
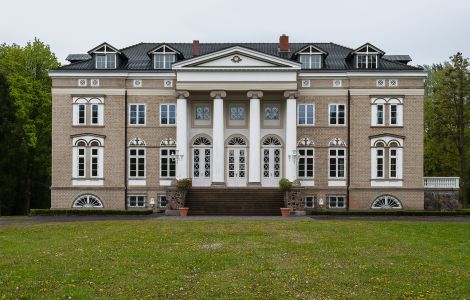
[24,163,32,214]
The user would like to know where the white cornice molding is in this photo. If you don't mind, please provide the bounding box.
[298,71,427,78]
[299,89,348,96]
[52,88,126,95]
[176,82,297,91]
[127,89,175,96]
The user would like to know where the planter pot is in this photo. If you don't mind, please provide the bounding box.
[179,207,189,217]
[280,207,291,217]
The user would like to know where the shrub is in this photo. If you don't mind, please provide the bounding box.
[279,178,292,192]
[176,178,192,191]
[30,209,154,216]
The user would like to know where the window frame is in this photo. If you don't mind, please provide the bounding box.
[297,104,315,126]
[299,54,322,69]
[128,195,146,208]
[389,148,398,179]
[160,103,176,126]
[129,148,146,178]
[77,147,86,178]
[90,147,99,178]
[160,148,176,178]
[328,104,346,126]
[297,148,315,179]
[390,104,398,125]
[356,54,378,69]
[304,195,316,208]
[328,195,346,208]
[95,53,117,69]
[376,148,385,179]
[328,148,346,179]
[157,195,168,208]
[129,103,146,126]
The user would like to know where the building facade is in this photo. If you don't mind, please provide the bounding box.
[49,35,427,211]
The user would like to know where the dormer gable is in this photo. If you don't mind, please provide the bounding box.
[349,43,385,69]
[147,44,182,69]
[88,42,122,70]
[294,45,328,69]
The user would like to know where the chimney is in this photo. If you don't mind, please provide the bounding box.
[279,34,289,52]
[192,40,200,56]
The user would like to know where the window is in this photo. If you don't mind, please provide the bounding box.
[389,148,398,178]
[264,106,280,120]
[130,104,146,125]
[129,148,146,178]
[90,147,99,177]
[376,148,384,178]
[151,45,178,69]
[329,148,345,178]
[77,147,86,177]
[95,53,116,69]
[128,195,146,208]
[78,104,86,124]
[376,104,384,125]
[72,195,103,208]
[158,195,168,208]
[73,97,104,126]
[328,196,346,208]
[160,104,176,125]
[304,196,316,208]
[229,105,245,120]
[195,105,210,120]
[371,195,402,209]
[91,104,99,125]
[356,54,378,69]
[298,104,315,125]
[298,148,314,178]
[329,104,345,125]
[299,55,321,69]
[160,148,176,178]
[390,104,398,125]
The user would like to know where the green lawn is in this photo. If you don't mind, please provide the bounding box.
[1,219,469,299]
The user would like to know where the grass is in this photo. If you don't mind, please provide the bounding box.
[0,220,469,299]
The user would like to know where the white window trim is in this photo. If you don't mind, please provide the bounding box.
[375,148,385,179]
[160,148,176,178]
[128,148,146,179]
[356,53,378,69]
[370,137,404,183]
[72,136,105,181]
[157,195,168,208]
[297,104,315,126]
[299,54,322,69]
[389,148,402,179]
[297,148,315,179]
[304,195,316,208]
[152,46,177,69]
[76,147,86,178]
[328,104,346,126]
[128,195,146,208]
[95,53,117,69]
[159,103,176,126]
[328,195,347,208]
[328,148,346,179]
[129,103,147,126]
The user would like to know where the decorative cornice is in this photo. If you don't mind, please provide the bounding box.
[174,90,189,99]
[247,91,263,99]
[283,91,299,99]
[209,90,227,99]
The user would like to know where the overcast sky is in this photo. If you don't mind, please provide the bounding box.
[2,0,469,66]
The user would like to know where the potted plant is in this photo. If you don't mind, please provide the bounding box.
[176,178,191,217]
[279,178,292,217]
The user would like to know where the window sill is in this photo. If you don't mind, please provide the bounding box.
[72,125,105,128]
[128,179,146,186]
[297,124,315,127]
[370,179,403,187]
[72,179,104,186]
[328,180,346,187]
[128,124,147,127]
[370,125,404,128]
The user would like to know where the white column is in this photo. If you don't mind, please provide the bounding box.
[175,91,189,179]
[210,90,227,185]
[247,91,263,185]
[284,91,299,182]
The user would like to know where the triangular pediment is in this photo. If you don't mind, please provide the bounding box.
[172,46,300,70]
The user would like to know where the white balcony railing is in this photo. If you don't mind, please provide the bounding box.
[424,177,460,189]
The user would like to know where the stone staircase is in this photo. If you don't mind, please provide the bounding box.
[186,187,285,216]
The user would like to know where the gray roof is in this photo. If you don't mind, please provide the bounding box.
[383,55,412,64]
[66,54,92,62]
[59,42,421,71]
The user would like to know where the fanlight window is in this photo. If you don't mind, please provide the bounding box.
[72,195,103,208]
[193,136,211,146]
[371,195,402,209]
[262,136,281,146]
[227,136,247,146]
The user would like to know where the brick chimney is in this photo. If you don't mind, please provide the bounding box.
[192,40,200,57]
[279,34,289,52]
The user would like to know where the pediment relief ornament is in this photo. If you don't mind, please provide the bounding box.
[329,138,347,147]
[231,55,242,63]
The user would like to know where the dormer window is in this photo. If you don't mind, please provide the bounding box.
[296,45,327,69]
[88,43,120,69]
[353,44,384,69]
[150,45,178,69]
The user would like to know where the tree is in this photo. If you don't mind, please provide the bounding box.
[424,53,470,207]
[0,39,60,214]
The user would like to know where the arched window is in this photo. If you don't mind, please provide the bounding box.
[370,136,403,181]
[72,195,103,208]
[193,136,211,146]
[227,136,247,146]
[328,138,346,179]
[72,97,104,126]
[160,138,176,178]
[129,137,146,179]
[72,135,104,180]
[371,195,402,209]
[262,136,281,146]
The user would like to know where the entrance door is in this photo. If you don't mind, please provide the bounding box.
[227,148,247,187]
[261,147,282,187]
[192,136,212,187]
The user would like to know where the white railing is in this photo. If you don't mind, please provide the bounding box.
[424,177,460,189]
